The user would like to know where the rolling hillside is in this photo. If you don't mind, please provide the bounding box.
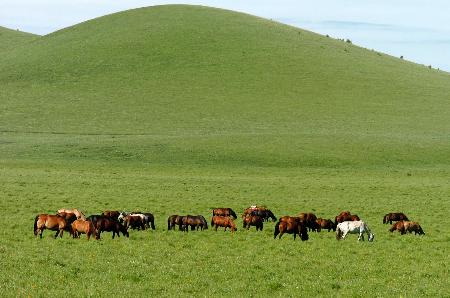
[0,26,38,52]
[1,5,449,169]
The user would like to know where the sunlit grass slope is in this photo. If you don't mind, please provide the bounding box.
[1,5,450,168]
[0,26,38,52]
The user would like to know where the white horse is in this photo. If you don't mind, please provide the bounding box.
[336,221,374,241]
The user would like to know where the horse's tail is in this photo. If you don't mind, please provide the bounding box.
[33,215,39,235]
[210,218,215,228]
[383,215,387,224]
[274,220,280,239]
[336,226,342,240]
[167,218,171,230]
[300,224,309,241]
[230,209,237,219]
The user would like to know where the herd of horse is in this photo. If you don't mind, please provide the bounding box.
[33,206,425,241]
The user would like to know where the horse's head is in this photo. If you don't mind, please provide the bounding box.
[118,212,127,223]
[368,233,375,242]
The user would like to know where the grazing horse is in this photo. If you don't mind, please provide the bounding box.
[123,214,146,231]
[274,216,308,241]
[383,212,409,224]
[93,216,129,239]
[167,215,186,231]
[213,208,237,219]
[334,211,360,225]
[129,212,156,230]
[243,207,277,222]
[34,214,67,238]
[336,221,374,241]
[389,221,424,235]
[102,210,120,221]
[243,215,264,231]
[71,219,97,240]
[182,215,208,232]
[56,212,78,231]
[316,218,336,232]
[57,208,86,220]
[298,212,319,232]
[211,216,237,233]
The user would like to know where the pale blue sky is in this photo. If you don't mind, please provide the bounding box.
[1,0,449,72]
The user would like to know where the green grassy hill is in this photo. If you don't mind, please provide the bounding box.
[1,5,449,169]
[1,5,449,296]
[0,26,38,52]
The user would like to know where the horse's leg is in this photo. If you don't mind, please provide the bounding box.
[54,230,60,239]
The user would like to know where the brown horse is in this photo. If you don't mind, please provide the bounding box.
[56,212,77,231]
[102,210,120,221]
[91,216,129,239]
[57,208,86,220]
[167,215,186,231]
[316,218,336,232]
[298,213,319,231]
[211,216,237,232]
[123,215,146,231]
[182,215,208,232]
[389,221,425,235]
[383,212,409,224]
[213,208,237,219]
[274,216,308,241]
[34,214,67,238]
[242,207,277,222]
[335,211,360,225]
[71,219,97,240]
[243,215,264,231]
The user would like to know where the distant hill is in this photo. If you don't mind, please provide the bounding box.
[0,26,38,52]
[1,5,449,167]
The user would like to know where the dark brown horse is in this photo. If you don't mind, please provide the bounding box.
[335,211,360,225]
[71,219,97,240]
[167,215,186,231]
[123,215,146,231]
[243,215,264,231]
[389,221,424,235]
[274,216,308,241]
[213,208,237,219]
[316,218,336,232]
[243,207,277,222]
[182,215,208,232]
[34,214,67,238]
[211,216,237,232]
[102,210,120,221]
[298,212,319,231]
[383,212,409,224]
[94,216,129,239]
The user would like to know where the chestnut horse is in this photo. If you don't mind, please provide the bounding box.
[298,213,319,232]
[383,212,409,224]
[316,218,336,232]
[71,219,97,240]
[211,216,237,232]
[57,208,86,220]
[274,216,308,241]
[389,221,424,235]
[243,215,264,231]
[34,214,67,238]
[335,211,360,225]
[213,208,237,219]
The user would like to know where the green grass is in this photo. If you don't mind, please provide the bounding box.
[0,4,449,297]
[0,26,38,52]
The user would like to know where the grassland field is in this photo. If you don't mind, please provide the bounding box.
[0,4,449,297]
